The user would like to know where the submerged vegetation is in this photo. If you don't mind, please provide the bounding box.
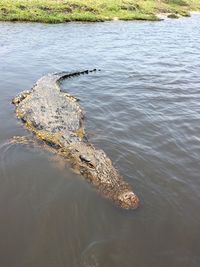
[0,0,199,23]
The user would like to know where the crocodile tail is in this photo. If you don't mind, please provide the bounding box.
[55,68,100,83]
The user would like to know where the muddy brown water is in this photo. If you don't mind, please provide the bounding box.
[0,14,200,267]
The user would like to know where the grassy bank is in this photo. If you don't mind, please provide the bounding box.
[0,0,199,23]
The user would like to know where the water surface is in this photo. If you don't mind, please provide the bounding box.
[0,14,200,267]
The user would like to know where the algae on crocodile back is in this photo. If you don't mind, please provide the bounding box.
[74,127,86,139]
[12,70,139,210]
[0,0,199,23]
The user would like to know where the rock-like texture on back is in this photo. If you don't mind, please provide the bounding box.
[13,70,139,209]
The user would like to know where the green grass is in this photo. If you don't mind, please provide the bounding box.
[0,0,199,23]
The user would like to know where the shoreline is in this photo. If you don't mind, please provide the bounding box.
[0,10,199,25]
[0,0,199,24]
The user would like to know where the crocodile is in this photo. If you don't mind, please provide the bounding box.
[12,69,139,209]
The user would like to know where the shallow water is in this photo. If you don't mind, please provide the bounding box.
[0,14,200,267]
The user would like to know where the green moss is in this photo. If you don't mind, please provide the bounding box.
[0,0,199,23]
[178,10,191,16]
[164,0,188,6]
[168,13,179,18]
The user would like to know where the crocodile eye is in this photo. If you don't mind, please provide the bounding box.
[79,154,91,163]
[79,155,94,168]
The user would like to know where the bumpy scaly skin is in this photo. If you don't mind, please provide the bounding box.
[12,70,139,209]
